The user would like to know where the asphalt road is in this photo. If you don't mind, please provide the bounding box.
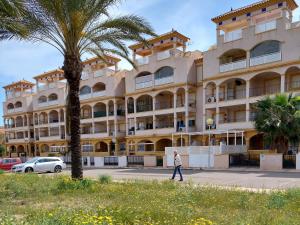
[60,168,300,190]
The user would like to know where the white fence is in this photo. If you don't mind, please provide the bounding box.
[220,60,246,73]
[250,52,281,66]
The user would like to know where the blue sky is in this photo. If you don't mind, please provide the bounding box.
[0,0,300,124]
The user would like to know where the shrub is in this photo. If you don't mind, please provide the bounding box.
[0,169,4,175]
[56,176,94,191]
[98,175,112,184]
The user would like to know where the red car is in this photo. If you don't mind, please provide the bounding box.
[0,158,22,171]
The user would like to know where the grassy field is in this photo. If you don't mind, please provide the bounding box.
[0,174,299,225]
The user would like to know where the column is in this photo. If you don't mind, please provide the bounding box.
[114,100,118,136]
[91,105,95,134]
[281,74,285,93]
[185,88,189,132]
[58,110,61,138]
[173,92,177,130]
[125,97,128,135]
[246,103,250,122]
[203,86,206,131]
[215,85,220,126]
[246,51,250,67]
[152,95,156,130]
[246,80,250,99]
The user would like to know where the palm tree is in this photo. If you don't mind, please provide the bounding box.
[254,93,300,154]
[1,0,155,179]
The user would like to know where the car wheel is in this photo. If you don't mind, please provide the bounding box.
[25,167,33,173]
[54,165,62,173]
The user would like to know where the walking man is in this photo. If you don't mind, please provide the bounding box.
[171,150,183,181]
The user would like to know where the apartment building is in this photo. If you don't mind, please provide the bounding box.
[3,56,126,161]
[2,0,300,168]
[202,0,300,153]
[125,31,201,162]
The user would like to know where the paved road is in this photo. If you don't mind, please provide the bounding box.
[61,168,300,190]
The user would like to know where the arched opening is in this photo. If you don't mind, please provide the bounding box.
[108,100,114,116]
[219,49,247,72]
[219,78,246,101]
[156,139,172,151]
[80,86,92,95]
[48,93,58,102]
[136,95,153,112]
[285,67,300,91]
[49,110,59,123]
[39,112,48,124]
[116,99,125,116]
[60,109,65,122]
[127,97,134,114]
[135,71,152,89]
[81,105,92,119]
[128,140,135,154]
[24,115,28,126]
[154,66,174,85]
[249,72,281,97]
[176,138,186,147]
[249,134,269,150]
[155,91,174,110]
[7,103,14,110]
[17,145,25,153]
[41,144,50,153]
[34,113,39,125]
[15,101,22,108]
[15,116,24,127]
[250,40,281,66]
[95,142,108,152]
[205,82,217,103]
[92,82,106,93]
[93,102,107,118]
[38,95,47,103]
[137,140,154,152]
[9,146,16,153]
[176,88,185,107]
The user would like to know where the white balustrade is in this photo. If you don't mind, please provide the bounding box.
[250,52,281,66]
[79,93,92,100]
[157,50,171,61]
[224,29,242,42]
[94,69,106,78]
[255,20,276,34]
[220,59,247,73]
[14,107,23,112]
[48,100,59,106]
[154,76,174,86]
[136,56,149,66]
[93,91,106,97]
[135,74,153,89]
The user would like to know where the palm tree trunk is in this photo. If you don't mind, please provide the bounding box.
[63,54,83,179]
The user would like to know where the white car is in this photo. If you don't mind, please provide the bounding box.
[12,157,66,173]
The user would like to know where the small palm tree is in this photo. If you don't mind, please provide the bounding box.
[1,0,155,179]
[254,93,300,154]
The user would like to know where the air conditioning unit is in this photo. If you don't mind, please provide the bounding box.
[207,96,216,103]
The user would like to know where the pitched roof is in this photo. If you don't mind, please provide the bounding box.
[3,80,35,89]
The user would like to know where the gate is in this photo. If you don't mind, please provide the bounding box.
[127,156,144,166]
[283,154,296,169]
[104,156,118,166]
[229,153,260,167]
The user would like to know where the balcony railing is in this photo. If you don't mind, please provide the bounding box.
[250,52,281,67]
[135,75,153,89]
[155,101,173,110]
[156,121,174,129]
[79,93,92,100]
[157,50,171,61]
[249,85,280,97]
[219,115,246,124]
[93,91,106,97]
[287,81,300,91]
[154,76,174,86]
[82,145,93,152]
[255,20,276,34]
[136,56,149,66]
[205,95,216,104]
[94,111,107,118]
[220,59,246,73]
[136,104,152,113]
[219,89,246,101]
[224,29,242,42]
[249,112,257,121]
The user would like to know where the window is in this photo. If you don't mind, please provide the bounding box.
[154,66,174,80]
[246,12,251,17]
[250,40,280,58]
[278,2,283,7]
[219,21,223,25]
[262,8,266,12]
[80,86,91,95]
[232,17,236,21]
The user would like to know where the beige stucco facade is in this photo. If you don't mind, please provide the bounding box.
[2,0,300,168]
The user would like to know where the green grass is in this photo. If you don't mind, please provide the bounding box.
[0,174,299,225]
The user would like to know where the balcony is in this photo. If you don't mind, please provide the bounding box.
[94,111,107,118]
[7,107,23,114]
[220,60,246,73]
[157,50,171,61]
[38,100,58,108]
[249,85,280,97]
[219,89,246,102]
[250,52,281,67]
[136,56,149,66]
[154,76,174,86]
[224,29,242,43]
[135,74,153,89]
[255,20,276,34]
